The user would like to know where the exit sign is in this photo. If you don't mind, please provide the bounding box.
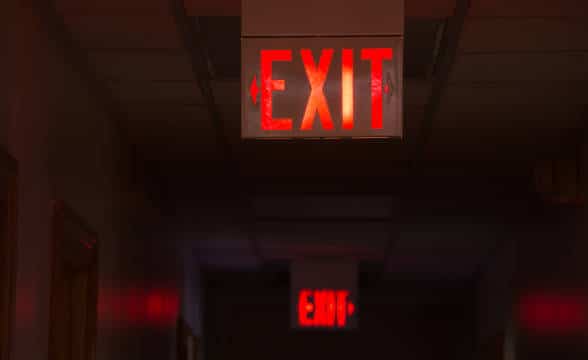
[297,289,356,328]
[242,37,403,139]
[290,261,358,330]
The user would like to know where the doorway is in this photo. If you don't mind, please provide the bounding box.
[0,149,17,360]
[48,202,98,360]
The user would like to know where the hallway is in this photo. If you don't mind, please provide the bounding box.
[1,0,588,359]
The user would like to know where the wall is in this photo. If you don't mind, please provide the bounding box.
[571,138,588,270]
[465,141,588,360]
[510,137,588,359]
[476,240,516,357]
[2,2,182,360]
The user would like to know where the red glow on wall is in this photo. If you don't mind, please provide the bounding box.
[14,286,36,327]
[300,49,335,130]
[261,49,293,130]
[98,287,179,328]
[297,289,355,328]
[519,293,587,334]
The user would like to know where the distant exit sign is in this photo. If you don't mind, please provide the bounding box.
[297,289,356,328]
[242,37,403,139]
[290,261,358,330]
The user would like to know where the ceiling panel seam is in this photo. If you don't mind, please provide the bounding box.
[413,0,471,164]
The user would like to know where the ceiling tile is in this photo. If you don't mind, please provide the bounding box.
[184,0,240,16]
[386,233,494,276]
[212,80,239,106]
[130,141,221,162]
[394,231,496,252]
[256,223,390,260]
[198,17,240,79]
[425,127,578,161]
[406,0,456,18]
[443,82,588,106]
[435,106,585,131]
[460,18,588,53]
[405,19,445,78]
[406,80,432,106]
[185,0,456,17]
[259,237,389,261]
[89,51,194,81]
[120,105,220,159]
[469,0,588,17]
[196,253,260,269]
[386,254,482,277]
[123,106,215,135]
[450,53,588,82]
[195,233,252,252]
[242,0,404,37]
[64,15,182,49]
[238,157,410,180]
[108,80,203,103]
[56,0,169,15]
[253,195,395,218]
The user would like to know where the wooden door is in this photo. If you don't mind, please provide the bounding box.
[0,149,17,360]
[48,202,98,360]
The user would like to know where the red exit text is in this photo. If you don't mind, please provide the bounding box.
[251,48,393,131]
[297,289,356,328]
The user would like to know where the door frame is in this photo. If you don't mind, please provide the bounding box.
[177,317,199,360]
[48,201,99,360]
[0,148,17,360]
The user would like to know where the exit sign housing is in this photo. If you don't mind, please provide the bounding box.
[241,37,403,139]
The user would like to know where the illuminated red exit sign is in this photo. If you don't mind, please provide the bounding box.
[242,37,403,139]
[290,261,358,330]
[297,289,356,328]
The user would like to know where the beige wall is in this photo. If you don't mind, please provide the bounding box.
[2,2,184,360]
[511,137,588,359]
